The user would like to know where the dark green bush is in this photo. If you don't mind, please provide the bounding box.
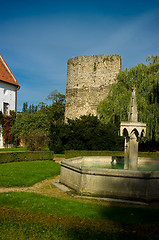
[0,151,54,163]
[49,115,124,153]
[65,150,124,159]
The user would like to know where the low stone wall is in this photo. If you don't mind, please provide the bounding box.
[60,156,159,201]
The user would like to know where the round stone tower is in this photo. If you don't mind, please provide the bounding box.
[65,54,121,121]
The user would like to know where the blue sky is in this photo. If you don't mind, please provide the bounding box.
[0,0,159,111]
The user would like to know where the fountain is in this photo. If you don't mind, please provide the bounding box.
[60,89,159,201]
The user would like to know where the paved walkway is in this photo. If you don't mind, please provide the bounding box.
[54,157,65,163]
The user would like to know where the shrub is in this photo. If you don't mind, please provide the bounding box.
[23,129,48,151]
[0,151,54,163]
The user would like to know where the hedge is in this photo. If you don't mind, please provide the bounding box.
[65,150,124,159]
[65,150,159,159]
[0,151,54,163]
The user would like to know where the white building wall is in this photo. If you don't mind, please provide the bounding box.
[0,81,17,148]
[0,125,3,148]
[0,81,17,113]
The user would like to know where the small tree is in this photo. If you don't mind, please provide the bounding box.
[11,90,65,150]
[45,90,65,124]
[11,111,49,151]
[46,90,65,104]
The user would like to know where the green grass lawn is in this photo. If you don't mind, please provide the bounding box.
[0,192,159,239]
[0,161,60,187]
[0,191,159,224]
[2,206,158,240]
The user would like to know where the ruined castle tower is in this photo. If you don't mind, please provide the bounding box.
[65,54,121,121]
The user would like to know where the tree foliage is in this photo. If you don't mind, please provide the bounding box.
[97,55,159,143]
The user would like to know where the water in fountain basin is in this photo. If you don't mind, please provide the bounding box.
[79,161,159,171]
[79,161,124,169]
[138,163,159,171]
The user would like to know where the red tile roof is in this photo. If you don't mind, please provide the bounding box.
[0,54,20,88]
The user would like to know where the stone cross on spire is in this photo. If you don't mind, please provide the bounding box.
[128,88,138,122]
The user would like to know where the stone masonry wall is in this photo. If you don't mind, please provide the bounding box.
[65,54,121,120]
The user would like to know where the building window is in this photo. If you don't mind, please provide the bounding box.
[3,103,9,115]
[3,89,7,95]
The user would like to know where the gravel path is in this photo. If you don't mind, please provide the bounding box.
[0,175,72,200]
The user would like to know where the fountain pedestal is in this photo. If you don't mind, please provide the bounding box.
[120,88,146,170]
[129,132,138,169]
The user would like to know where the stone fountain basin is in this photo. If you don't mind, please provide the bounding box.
[60,156,159,201]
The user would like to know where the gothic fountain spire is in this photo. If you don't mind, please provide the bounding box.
[120,88,146,170]
[128,87,138,122]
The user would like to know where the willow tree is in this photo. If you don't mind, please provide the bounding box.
[97,55,159,142]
